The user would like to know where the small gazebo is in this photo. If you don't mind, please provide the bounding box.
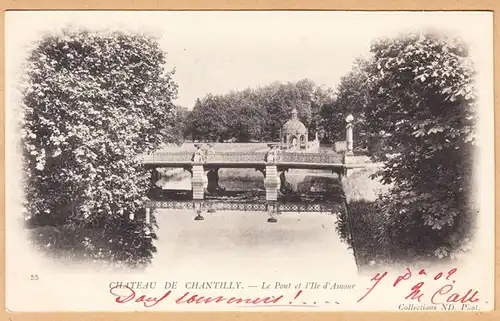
[280,108,308,150]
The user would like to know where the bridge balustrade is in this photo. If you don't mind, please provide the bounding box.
[145,152,193,163]
[279,152,343,164]
[205,152,267,163]
[144,151,343,165]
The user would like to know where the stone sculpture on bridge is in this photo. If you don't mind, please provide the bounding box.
[192,143,205,162]
[265,143,280,163]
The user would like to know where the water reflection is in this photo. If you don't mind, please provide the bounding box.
[155,168,345,205]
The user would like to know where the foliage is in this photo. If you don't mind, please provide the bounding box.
[171,105,192,142]
[189,96,231,142]
[188,79,335,142]
[358,31,477,260]
[321,57,374,147]
[338,200,392,266]
[21,29,178,266]
[29,216,158,268]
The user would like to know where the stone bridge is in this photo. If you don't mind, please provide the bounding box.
[134,116,372,226]
[139,142,368,224]
[142,150,346,170]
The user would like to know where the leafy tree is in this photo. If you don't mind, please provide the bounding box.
[256,80,318,141]
[187,79,330,142]
[320,57,374,150]
[363,31,477,260]
[312,85,336,142]
[171,105,191,142]
[190,94,231,142]
[226,89,267,142]
[21,29,178,267]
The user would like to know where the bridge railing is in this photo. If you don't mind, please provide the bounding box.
[143,151,344,164]
[205,152,267,163]
[279,152,343,164]
[144,152,193,163]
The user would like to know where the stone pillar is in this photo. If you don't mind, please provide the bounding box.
[344,114,355,177]
[264,164,279,201]
[192,164,205,200]
[342,151,357,179]
[345,114,354,156]
[264,143,280,222]
[192,164,205,220]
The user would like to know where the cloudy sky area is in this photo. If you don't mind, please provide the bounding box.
[6,11,492,108]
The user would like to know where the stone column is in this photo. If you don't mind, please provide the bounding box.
[191,144,206,220]
[345,114,354,156]
[192,164,205,199]
[264,143,280,222]
[344,114,355,177]
[264,164,279,201]
[192,164,205,220]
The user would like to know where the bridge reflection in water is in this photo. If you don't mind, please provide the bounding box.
[147,189,345,215]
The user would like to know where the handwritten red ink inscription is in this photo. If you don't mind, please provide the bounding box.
[358,268,479,305]
[110,285,286,308]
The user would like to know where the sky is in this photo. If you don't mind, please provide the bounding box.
[6,11,492,108]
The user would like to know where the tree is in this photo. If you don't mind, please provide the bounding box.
[171,105,191,142]
[184,79,335,143]
[257,80,317,141]
[190,94,231,142]
[322,57,373,149]
[363,31,477,260]
[312,84,336,142]
[21,29,178,266]
[225,89,267,142]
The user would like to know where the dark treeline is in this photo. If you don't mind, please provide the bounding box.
[180,79,349,144]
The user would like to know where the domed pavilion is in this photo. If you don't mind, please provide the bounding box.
[280,108,308,150]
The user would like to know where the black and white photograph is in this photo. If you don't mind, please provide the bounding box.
[4,10,494,312]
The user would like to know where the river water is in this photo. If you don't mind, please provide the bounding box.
[147,166,358,279]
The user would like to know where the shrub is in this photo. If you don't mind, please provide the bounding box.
[21,29,178,266]
[335,31,477,261]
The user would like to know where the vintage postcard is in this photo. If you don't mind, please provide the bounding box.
[4,10,495,312]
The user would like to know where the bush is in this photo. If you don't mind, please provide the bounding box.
[29,215,158,268]
[336,200,388,266]
[335,31,477,262]
[21,29,178,266]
